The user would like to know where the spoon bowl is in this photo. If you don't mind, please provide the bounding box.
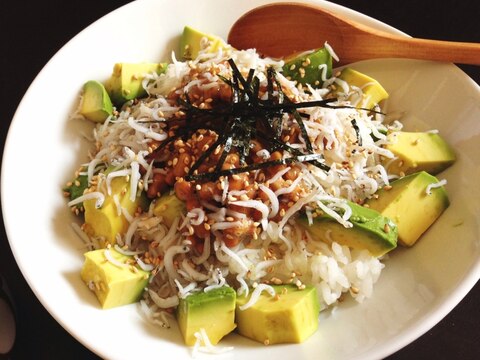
[228,2,480,65]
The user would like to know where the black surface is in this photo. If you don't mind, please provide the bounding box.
[1,1,479,359]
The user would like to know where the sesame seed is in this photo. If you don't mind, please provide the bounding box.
[271,277,282,285]
[298,68,306,78]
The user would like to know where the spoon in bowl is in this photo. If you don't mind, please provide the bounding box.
[228,2,480,66]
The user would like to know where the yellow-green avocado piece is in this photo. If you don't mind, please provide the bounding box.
[80,248,149,309]
[384,131,456,176]
[84,176,140,247]
[79,80,113,123]
[282,47,332,88]
[298,201,397,257]
[235,285,319,345]
[180,26,228,60]
[105,62,167,105]
[152,192,186,227]
[337,67,389,109]
[366,171,450,246]
[176,286,236,346]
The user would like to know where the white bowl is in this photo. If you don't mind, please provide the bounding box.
[2,0,479,359]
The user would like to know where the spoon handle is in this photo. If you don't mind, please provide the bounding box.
[228,2,480,66]
[354,30,480,65]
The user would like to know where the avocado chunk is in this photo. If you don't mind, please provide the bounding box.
[152,192,186,227]
[64,172,88,210]
[366,171,450,246]
[235,285,319,345]
[180,26,228,60]
[298,201,397,257]
[337,67,389,109]
[384,131,456,176]
[105,63,167,105]
[84,176,140,247]
[282,47,332,88]
[176,286,236,346]
[80,248,149,309]
[79,80,114,123]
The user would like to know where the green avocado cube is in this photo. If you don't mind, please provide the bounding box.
[176,286,236,346]
[180,26,227,60]
[83,176,140,247]
[384,131,456,176]
[63,172,88,210]
[298,200,398,257]
[235,285,319,345]
[80,248,149,309]
[366,171,450,246]
[282,47,332,88]
[79,80,113,123]
[152,193,186,227]
[105,62,167,105]
[337,67,389,109]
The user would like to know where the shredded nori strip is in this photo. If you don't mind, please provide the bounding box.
[351,119,362,146]
[148,59,384,182]
[186,153,324,182]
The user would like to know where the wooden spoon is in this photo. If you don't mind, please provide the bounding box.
[228,2,480,66]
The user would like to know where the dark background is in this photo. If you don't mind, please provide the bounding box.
[1,0,479,359]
